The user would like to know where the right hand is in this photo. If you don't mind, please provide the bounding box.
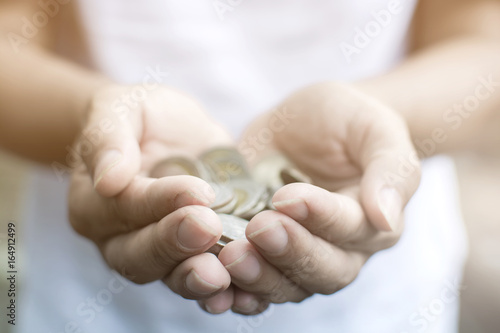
[68,84,234,301]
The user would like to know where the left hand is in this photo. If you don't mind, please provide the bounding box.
[197,82,421,314]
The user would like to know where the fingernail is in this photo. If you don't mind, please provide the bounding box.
[93,150,123,188]
[225,252,261,283]
[204,304,217,314]
[178,214,219,250]
[233,299,260,314]
[185,270,221,295]
[378,187,402,231]
[273,198,308,220]
[248,220,288,254]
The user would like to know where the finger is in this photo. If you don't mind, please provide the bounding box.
[164,253,231,300]
[273,183,365,242]
[198,285,235,314]
[271,183,402,252]
[69,173,215,240]
[232,288,270,315]
[99,206,222,284]
[245,211,367,295]
[81,86,143,197]
[352,105,421,231]
[218,240,310,305]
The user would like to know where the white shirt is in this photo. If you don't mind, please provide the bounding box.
[19,1,467,332]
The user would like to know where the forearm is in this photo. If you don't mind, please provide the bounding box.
[0,1,109,164]
[0,41,108,164]
[356,37,500,155]
[355,0,500,156]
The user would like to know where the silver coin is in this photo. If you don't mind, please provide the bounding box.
[253,152,311,192]
[214,195,239,214]
[252,152,289,191]
[209,182,234,210]
[200,146,251,182]
[207,214,248,255]
[150,156,210,179]
[240,195,268,220]
[231,180,267,217]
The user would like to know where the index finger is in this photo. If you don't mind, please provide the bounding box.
[272,183,402,252]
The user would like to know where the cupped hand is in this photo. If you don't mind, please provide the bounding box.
[199,82,421,314]
[69,85,234,300]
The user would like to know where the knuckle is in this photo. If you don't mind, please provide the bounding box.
[270,280,299,304]
[313,206,344,240]
[283,244,321,286]
[148,226,177,272]
[263,276,290,304]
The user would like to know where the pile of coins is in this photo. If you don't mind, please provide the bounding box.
[151,147,310,254]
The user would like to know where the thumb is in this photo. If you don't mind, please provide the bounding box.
[79,87,143,197]
[358,113,421,232]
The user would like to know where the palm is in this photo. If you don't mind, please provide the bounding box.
[132,89,232,173]
[245,83,382,192]
[274,115,363,192]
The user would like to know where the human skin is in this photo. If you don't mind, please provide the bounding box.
[0,0,499,315]
[200,0,500,314]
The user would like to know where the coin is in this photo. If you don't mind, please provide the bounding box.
[240,195,268,220]
[207,214,248,255]
[209,182,234,210]
[200,147,251,182]
[214,195,239,214]
[253,152,311,192]
[153,148,311,254]
[150,156,210,179]
[231,180,267,218]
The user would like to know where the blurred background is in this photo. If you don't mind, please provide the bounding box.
[1,147,499,333]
